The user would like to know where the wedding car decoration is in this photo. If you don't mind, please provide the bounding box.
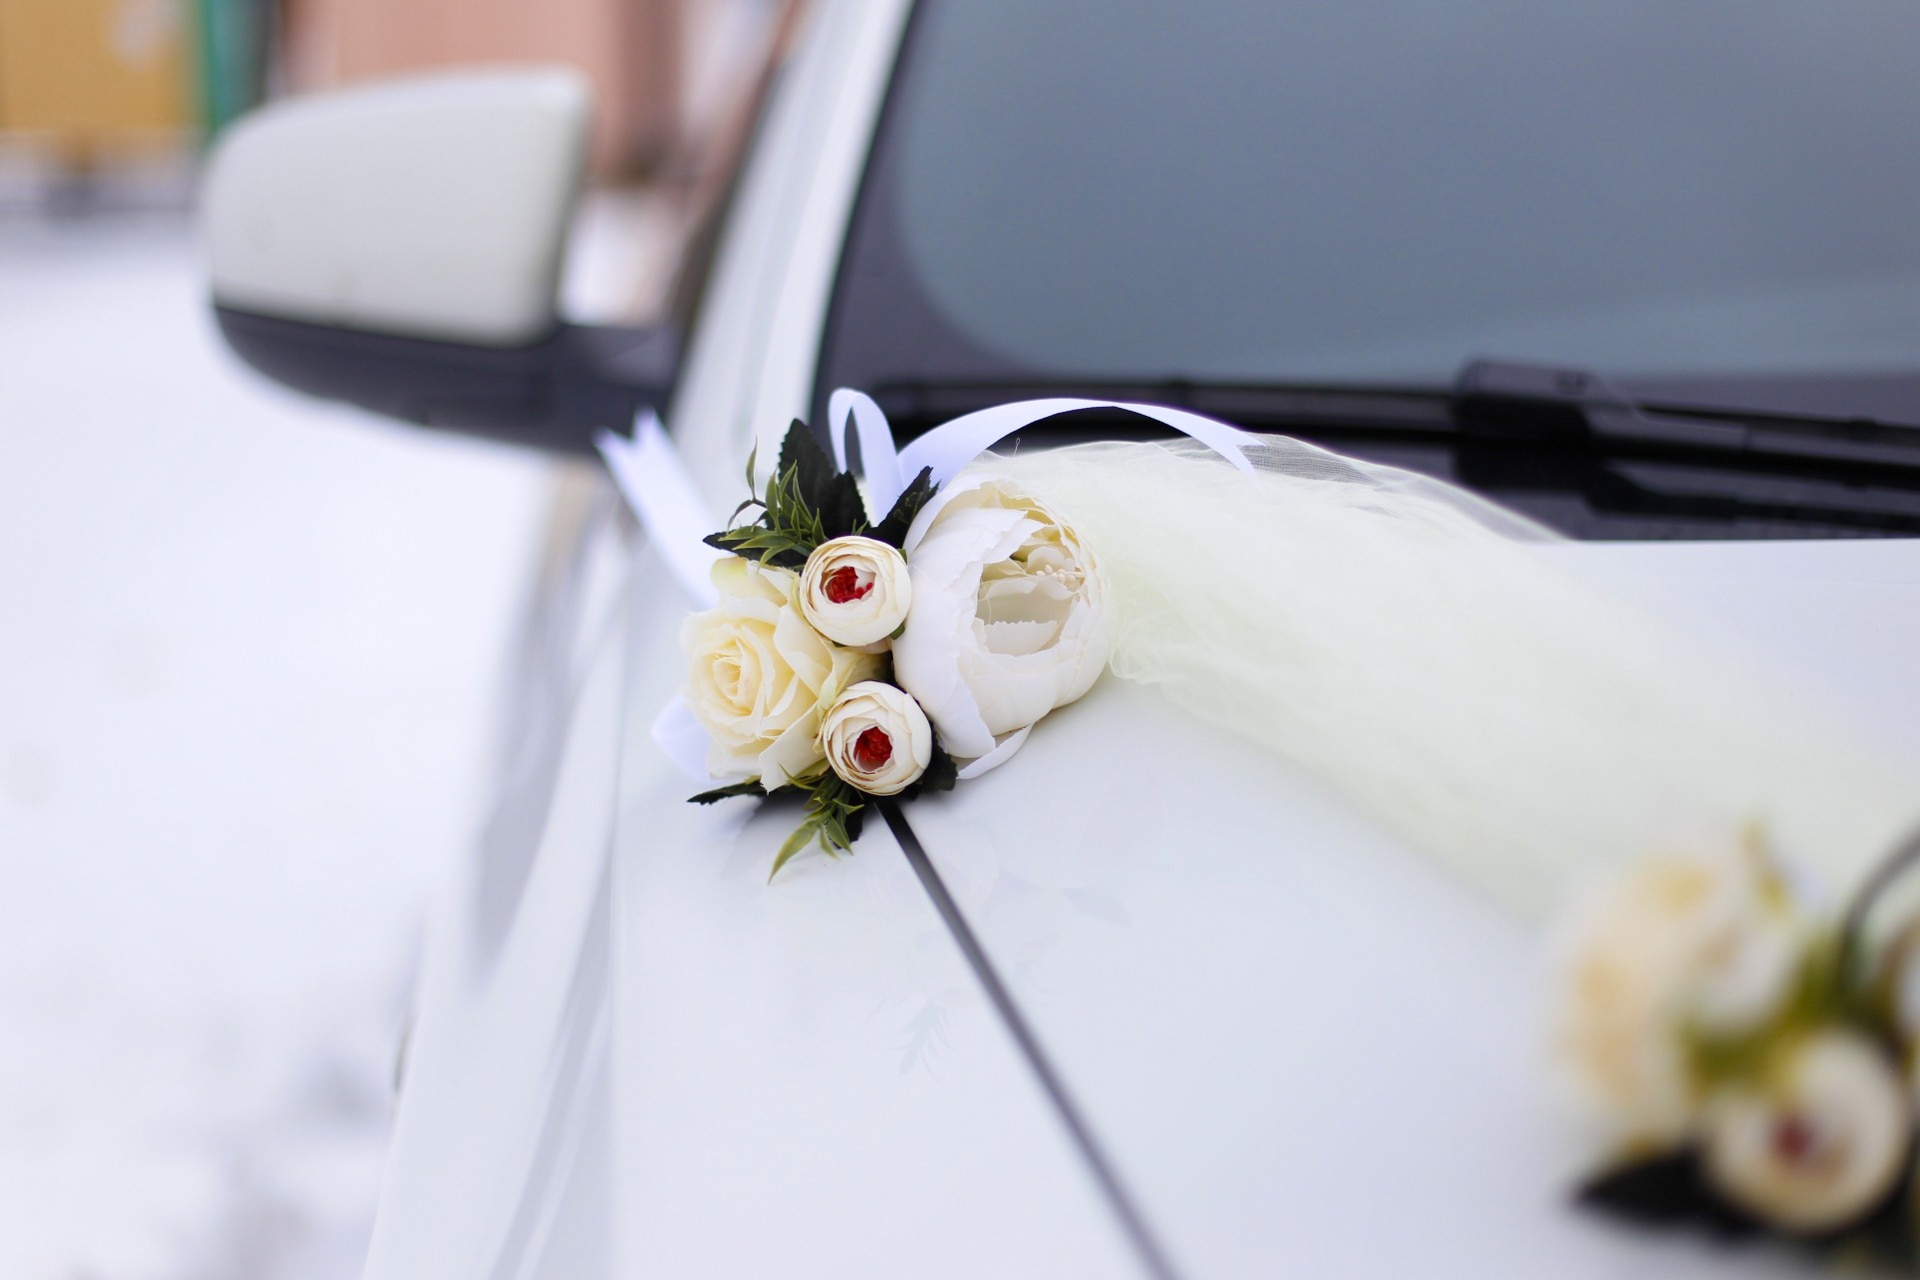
[673,416,1113,877]
[601,389,1920,1268]
[602,390,1913,906]
[1558,825,1920,1261]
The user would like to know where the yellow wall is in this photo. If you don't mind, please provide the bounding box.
[0,0,194,156]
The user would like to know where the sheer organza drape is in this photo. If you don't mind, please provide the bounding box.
[989,438,1917,916]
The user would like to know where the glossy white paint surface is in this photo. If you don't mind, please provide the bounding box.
[608,568,1145,1278]
[1555,538,1920,769]
[204,69,589,344]
[364,496,632,1280]
[600,1,1146,1275]
[902,537,1920,1278]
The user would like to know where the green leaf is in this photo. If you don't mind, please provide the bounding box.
[769,420,868,543]
[705,525,812,569]
[768,822,815,882]
[814,471,869,541]
[1578,1151,1761,1239]
[767,774,869,880]
[872,467,936,547]
[777,420,838,513]
[689,778,767,805]
[758,465,828,557]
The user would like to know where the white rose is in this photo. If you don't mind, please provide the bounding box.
[1702,1031,1910,1233]
[891,475,1112,761]
[683,557,879,788]
[821,681,933,795]
[1555,842,1803,1145]
[799,536,912,649]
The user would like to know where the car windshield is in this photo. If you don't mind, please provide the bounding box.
[820,0,1920,423]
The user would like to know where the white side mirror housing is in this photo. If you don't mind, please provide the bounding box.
[204,68,590,346]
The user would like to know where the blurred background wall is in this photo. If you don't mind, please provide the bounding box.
[0,0,789,213]
[281,0,681,178]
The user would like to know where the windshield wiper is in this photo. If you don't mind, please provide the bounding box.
[857,366,1920,537]
[865,361,1920,473]
[1453,360,1920,476]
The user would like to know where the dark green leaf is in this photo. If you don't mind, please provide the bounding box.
[1578,1152,1761,1239]
[777,420,838,513]
[901,742,958,799]
[705,526,811,569]
[814,471,869,541]
[872,467,936,547]
[689,778,767,805]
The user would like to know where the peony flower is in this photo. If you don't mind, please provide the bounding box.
[799,536,912,649]
[891,475,1113,762]
[683,557,879,787]
[1555,841,1804,1145]
[821,681,933,795]
[1701,1031,1910,1233]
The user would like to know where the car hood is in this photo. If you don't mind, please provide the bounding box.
[600,532,1920,1278]
[898,535,1920,1278]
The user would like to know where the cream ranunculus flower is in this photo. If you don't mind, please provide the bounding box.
[799,535,912,649]
[891,475,1112,762]
[1702,1031,1910,1233]
[1555,840,1804,1146]
[821,681,933,795]
[683,557,880,787]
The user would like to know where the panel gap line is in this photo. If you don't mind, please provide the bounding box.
[879,801,1183,1280]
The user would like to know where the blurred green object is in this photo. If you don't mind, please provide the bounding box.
[194,0,271,135]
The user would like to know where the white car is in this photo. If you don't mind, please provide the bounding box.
[202,2,1920,1276]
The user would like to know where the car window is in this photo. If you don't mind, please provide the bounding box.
[815,0,1920,540]
[824,0,1920,392]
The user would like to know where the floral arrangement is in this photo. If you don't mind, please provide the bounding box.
[1558,826,1920,1262]
[678,419,1110,877]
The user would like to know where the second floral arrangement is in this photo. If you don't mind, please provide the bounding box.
[1558,826,1920,1263]
[679,419,1111,876]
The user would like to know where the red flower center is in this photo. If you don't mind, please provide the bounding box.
[1771,1113,1820,1165]
[852,726,893,772]
[823,565,873,604]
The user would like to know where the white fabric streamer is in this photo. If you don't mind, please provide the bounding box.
[982,437,1919,918]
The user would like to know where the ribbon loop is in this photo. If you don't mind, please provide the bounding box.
[826,387,907,516]
[891,395,1258,492]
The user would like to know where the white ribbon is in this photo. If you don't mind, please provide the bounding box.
[826,387,907,514]
[600,393,1259,781]
[594,410,722,608]
[825,394,1258,522]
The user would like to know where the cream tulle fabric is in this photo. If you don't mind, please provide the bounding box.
[985,438,1918,918]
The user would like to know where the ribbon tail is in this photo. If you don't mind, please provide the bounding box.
[595,410,723,607]
[954,725,1033,781]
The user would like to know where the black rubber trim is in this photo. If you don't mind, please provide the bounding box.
[214,306,680,455]
[879,800,1183,1280]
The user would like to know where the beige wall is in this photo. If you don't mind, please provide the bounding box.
[282,0,682,179]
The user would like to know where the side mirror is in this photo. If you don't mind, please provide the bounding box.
[202,68,676,454]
